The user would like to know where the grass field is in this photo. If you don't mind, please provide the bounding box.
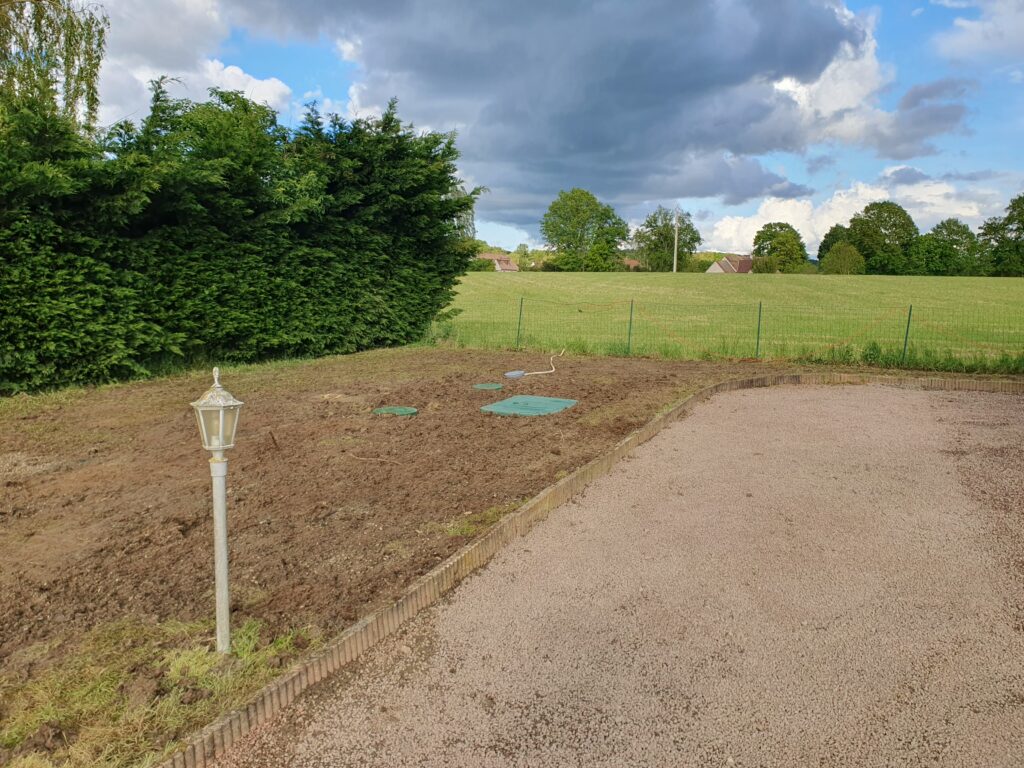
[436,273,1024,371]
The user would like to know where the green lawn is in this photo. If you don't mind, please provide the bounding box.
[436,273,1024,371]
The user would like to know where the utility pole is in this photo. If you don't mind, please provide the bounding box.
[672,208,680,273]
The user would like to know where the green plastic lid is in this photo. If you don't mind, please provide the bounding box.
[373,406,418,416]
[481,395,577,416]
[473,383,504,390]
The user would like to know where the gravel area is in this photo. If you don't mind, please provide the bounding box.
[219,384,1024,768]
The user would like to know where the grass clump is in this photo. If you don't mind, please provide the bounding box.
[0,618,308,768]
[444,500,523,538]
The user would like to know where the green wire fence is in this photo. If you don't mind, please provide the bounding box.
[431,297,1024,373]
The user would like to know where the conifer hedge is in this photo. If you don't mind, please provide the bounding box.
[0,84,476,393]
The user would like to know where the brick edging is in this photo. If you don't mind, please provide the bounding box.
[160,372,1023,767]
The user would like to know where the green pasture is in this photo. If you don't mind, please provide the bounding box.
[435,273,1024,372]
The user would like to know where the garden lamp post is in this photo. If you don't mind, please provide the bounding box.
[191,367,243,654]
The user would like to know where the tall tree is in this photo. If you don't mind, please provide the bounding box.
[907,218,979,276]
[929,218,979,275]
[817,223,850,262]
[1,0,108,127]
[752,222,808,273]
[848,201,919,275]
[633,205,702,271]
[978,194,1024,277]
[540,188,627,270]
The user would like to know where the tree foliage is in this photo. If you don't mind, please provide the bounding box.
[817,223,849,262]
[633,206,702,271]
[752,222,808,273]
[979,193,1024,277]
[772,197,1021,278]
[1,0,108,127]
[820,242,865,274]
[540,188,627,271]
[929,218,980,275]
[848,201,918,275]
[903,219,978,277]
[0,85,477,393]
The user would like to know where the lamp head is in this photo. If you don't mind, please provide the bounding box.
[190,367,243,451]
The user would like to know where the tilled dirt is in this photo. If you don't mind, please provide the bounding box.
[218,384,1024,768]
[0,349,781,670]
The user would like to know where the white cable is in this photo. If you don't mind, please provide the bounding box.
[523,349,565,376]
[505,349,565,379]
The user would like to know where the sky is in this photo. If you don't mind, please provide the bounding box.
[96,0,1024,255]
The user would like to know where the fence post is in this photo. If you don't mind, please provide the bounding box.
[515,297,524,349]
[901,304,913,364]
[626,299,635,356]
[755,301,763,359]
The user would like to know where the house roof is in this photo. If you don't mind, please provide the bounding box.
[477,252,519,271]
[708,254,753,273]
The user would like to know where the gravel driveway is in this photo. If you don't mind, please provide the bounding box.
[220,384,1024,768]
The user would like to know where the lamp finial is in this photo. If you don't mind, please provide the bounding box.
[213,367,220,387]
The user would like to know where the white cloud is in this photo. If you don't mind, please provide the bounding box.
[335,37,362,63]
[708,184,887,255]
[912,7,925,17]
[343,82,385,121]
[706,172,998,255]
[199,60,291,109]
[771,12,966,159]
[102,0,227,70]
[98,0,291,125]
[935,0,1024,60]
[775,11,891,131]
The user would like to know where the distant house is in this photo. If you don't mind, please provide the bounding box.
[477,252,520,272]
[706,254,753,274]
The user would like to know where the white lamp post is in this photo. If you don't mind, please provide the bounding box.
[190,367,243,654]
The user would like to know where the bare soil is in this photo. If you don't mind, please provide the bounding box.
[0,349,785,670]
[219,384,1024,768]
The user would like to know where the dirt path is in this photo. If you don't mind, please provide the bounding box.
[221,384,1024,768]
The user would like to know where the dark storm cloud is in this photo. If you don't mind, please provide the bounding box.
[221,1,904,223]
[806,154,837,174]
[883,166,932,185]
[865,78,975,160]
[898,78,973,110]
[940,169,1004,181]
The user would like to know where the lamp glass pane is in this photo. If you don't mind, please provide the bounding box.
[200,408,224,449]
[194,409,208,448]
[222,406,239,447]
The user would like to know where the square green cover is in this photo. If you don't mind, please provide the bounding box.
[481,395,577,416]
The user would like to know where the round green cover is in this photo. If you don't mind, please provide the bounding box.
[473,383,503,390]
[373,406,418,416]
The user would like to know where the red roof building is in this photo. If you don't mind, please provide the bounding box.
[477,252,520,272]
[706,254,754,274]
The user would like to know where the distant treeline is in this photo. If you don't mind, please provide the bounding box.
[808,199,1024,277]
[0,84,476,393]
[474,188,1024,275]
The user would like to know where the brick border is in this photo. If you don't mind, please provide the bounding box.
[159,372,1023,767]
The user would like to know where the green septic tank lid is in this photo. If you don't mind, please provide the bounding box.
[373,406,418,416]
[473,383,504,390]
[481,395,577,416]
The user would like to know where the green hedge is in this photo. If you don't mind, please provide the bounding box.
[0,86,476,393]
